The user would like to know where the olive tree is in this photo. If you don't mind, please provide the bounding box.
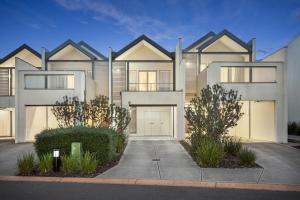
[185,84,243,139]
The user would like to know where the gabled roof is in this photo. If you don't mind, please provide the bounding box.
[78,41,107,60]
[46,39,97,60]
[197,29,252,52]
[184,31,216,52]
[0,44,41,64]
[112,35,173,59]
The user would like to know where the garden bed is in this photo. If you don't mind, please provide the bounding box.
[18,145,126,178]
[17,127,127,177]
[180,140,261,168]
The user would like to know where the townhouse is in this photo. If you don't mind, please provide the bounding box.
[0,30,288,143]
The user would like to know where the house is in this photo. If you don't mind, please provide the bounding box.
[261,35,300,123]
[0,30,288,143]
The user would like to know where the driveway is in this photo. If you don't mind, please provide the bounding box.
[0,141,34,175]
[246,143,300,184]
[97,140,201,180]
[98,140,300,184]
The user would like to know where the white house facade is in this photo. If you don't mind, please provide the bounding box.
[0,30,290,143]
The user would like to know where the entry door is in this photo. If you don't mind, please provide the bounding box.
[138,71,156,91]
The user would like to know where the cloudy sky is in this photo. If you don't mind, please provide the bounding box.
[0,0,299,59]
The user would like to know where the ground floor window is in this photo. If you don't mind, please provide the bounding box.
[129,106,175,137]
[26,106,58,141]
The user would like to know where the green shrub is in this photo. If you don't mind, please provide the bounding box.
[61,155,78,174]
[114,134,127,154]
[17,153,35,175]
[192,135,224,167]
[80,152,97,175]
[34,127,119,165]
[238,148,256,166]
[288,122,298,135]
[39,153,52,174]
[222,136,242,156]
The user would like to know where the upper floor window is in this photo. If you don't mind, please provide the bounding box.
[221,66,276,83]
[24,74,74,89]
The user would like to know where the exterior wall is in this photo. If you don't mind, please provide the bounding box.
[286,36,300,122]
[121,91,184,139]
[262,48,286,62]
[201,61,287,143]
[94,61,109,96]
[15,58,85,142]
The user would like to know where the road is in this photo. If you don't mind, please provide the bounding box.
[0,181,299,200]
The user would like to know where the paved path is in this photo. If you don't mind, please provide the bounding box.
[246,143,300,184]
[97,140,202,180]
[0,141,34,175]
[1,180,299,200]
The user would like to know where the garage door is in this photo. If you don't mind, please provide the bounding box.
[129,106,174,136]
[229,101,275,141]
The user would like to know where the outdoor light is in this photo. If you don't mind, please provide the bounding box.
[52,149,61,172]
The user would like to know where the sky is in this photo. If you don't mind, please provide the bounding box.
[0,0,299,59]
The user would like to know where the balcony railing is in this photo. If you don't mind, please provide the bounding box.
[128,83,173,92]
[0,68,14,96]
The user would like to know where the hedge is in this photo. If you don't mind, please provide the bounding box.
[34,127,123,165]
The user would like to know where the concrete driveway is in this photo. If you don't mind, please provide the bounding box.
[97,140,201,180]
[0,141,34,175]
[246,143,300,184]
[98,140,300,184]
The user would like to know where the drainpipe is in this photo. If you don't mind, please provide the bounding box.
[108,47,112,104]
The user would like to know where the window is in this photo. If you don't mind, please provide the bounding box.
[159,71,170,91]
[252,67,276,83]
[25,75,74,89]
[25,75,45,89]
[221,67,250,82]
[221,66,276,83]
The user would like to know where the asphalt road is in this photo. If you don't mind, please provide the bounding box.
[0,181,299,200]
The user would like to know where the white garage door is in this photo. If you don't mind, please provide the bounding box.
[130,106,173,136]
[229,101,275,141]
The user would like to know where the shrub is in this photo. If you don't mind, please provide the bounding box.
[34,127,119,165]
[17,153,35,175]
[192,135,224,167]
[113,133,127,154]
[222,136,242,156]
[61,155,78,174]
[80,152,97,175]
[39,153,52,174]
[238,148,256,166]
[185,84,243,139]
[288,122,298,135]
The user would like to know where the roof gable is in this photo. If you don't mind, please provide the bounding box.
[47,39,96,60]
[0,44,40,64]
[184,31,216,52]
[78,41,107,60]
[197,30,252,52]
[113,35,173,60]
